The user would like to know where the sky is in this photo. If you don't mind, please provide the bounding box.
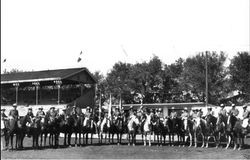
[1,0,249,75]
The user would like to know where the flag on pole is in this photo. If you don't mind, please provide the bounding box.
[3,59,6,63]
[99,91,102,120]
[119,95,122,110]
[108,93,112,118]
[80,51,82,55]
[77,57,82,63]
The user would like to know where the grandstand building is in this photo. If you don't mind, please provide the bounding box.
[1,67,97,115]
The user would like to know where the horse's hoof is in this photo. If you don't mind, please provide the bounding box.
[128,143,130,146]
[189,145,192,148]
[233,147,236,150]
[133,144,135,146]
[238,147,242,151]
[183,145,185,147]
[179,145,181,147]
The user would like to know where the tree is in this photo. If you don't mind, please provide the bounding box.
[229,52,250,102]
[181,51,227,104]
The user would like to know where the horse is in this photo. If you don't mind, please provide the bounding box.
[5,116,29,150]
[57,113,73,147]
[142,113,153,146]
[45,113,60,148]
[182,117,194,147]
[192,117,206,148]
[99,115,112,144]
[204,114,217,148]
[113,115,125,145]
[225,114,238,150]
[127,115,139,146]
[68,113,84,147]
[82,115,98,145]
[171,117,185,147]
[152,117,165,146]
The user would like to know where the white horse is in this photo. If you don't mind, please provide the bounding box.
[143,114,153,146]
[99,116,111,144]
[127,115,139,146]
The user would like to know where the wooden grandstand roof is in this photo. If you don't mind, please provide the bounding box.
[1,67,97,85]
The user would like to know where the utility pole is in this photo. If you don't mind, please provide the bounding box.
[205,51,208,107]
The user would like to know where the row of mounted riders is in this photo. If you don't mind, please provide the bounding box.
[1,108,250,151]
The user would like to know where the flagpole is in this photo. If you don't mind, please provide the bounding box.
[99,88,102,120]
[108,93,112,119]
[205,51,208,108]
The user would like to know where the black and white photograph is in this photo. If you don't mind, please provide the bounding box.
[1,0,250,159]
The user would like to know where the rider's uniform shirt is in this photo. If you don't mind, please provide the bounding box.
[218,108,227,117]
[9,109,19,120]
[49,110,58,120]
[206,110,214,117]
[191,112,198,119]
[228,108,239,117]
[36,110,45,118]
[181,112,189,120]
[1,112,8,129]
[170,112,177,119]
[243,110,250,119]
[85,111,91,119]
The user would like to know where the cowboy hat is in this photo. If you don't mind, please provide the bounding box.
[220,104,225,107]
[1,108,6,111]
[50,106,55,109]
[28,107,32,111]
[231,104,236,107]
[38,107,43,110]
[12,103,17,107]
[243,105,248,108]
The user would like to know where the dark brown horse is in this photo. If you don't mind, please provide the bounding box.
[5,116,29,150]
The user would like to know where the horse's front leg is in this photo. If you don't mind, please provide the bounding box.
[194,132,197,148]
[74,131,77,147]
[189,132,192,147]
[225,135,231,149]
[201,133,205,148]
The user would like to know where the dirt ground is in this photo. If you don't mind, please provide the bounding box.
[1,136,250,159]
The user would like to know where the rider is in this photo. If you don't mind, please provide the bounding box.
[218,103,227,126]
[156,108,164,121]
[113,106,122,123]
[1,108,9,151]
[181,108,190,120]
[205,107,214,118]
[83,106,92,126]
[48,106,58,123]
[8,103,19,121]
[228,104,239,118]
[25,108,35,137]
[170,108,177,119]
[36,107,45,119]
[242,105,250,128]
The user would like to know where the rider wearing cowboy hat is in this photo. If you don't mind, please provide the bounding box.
[181,107,190,120]
[25,108,35,137]
[36,107,45,118]
[228,104,239,118]
[1,108,8,151]
[205,107,214,119]
[8,103,19,121]
[170,107,177,119]
[242,105,250,128]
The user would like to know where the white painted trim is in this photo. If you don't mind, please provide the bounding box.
[1,77,61,84]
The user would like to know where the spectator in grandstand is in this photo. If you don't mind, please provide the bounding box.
[228,104,239,118]
[9,103,19,121]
